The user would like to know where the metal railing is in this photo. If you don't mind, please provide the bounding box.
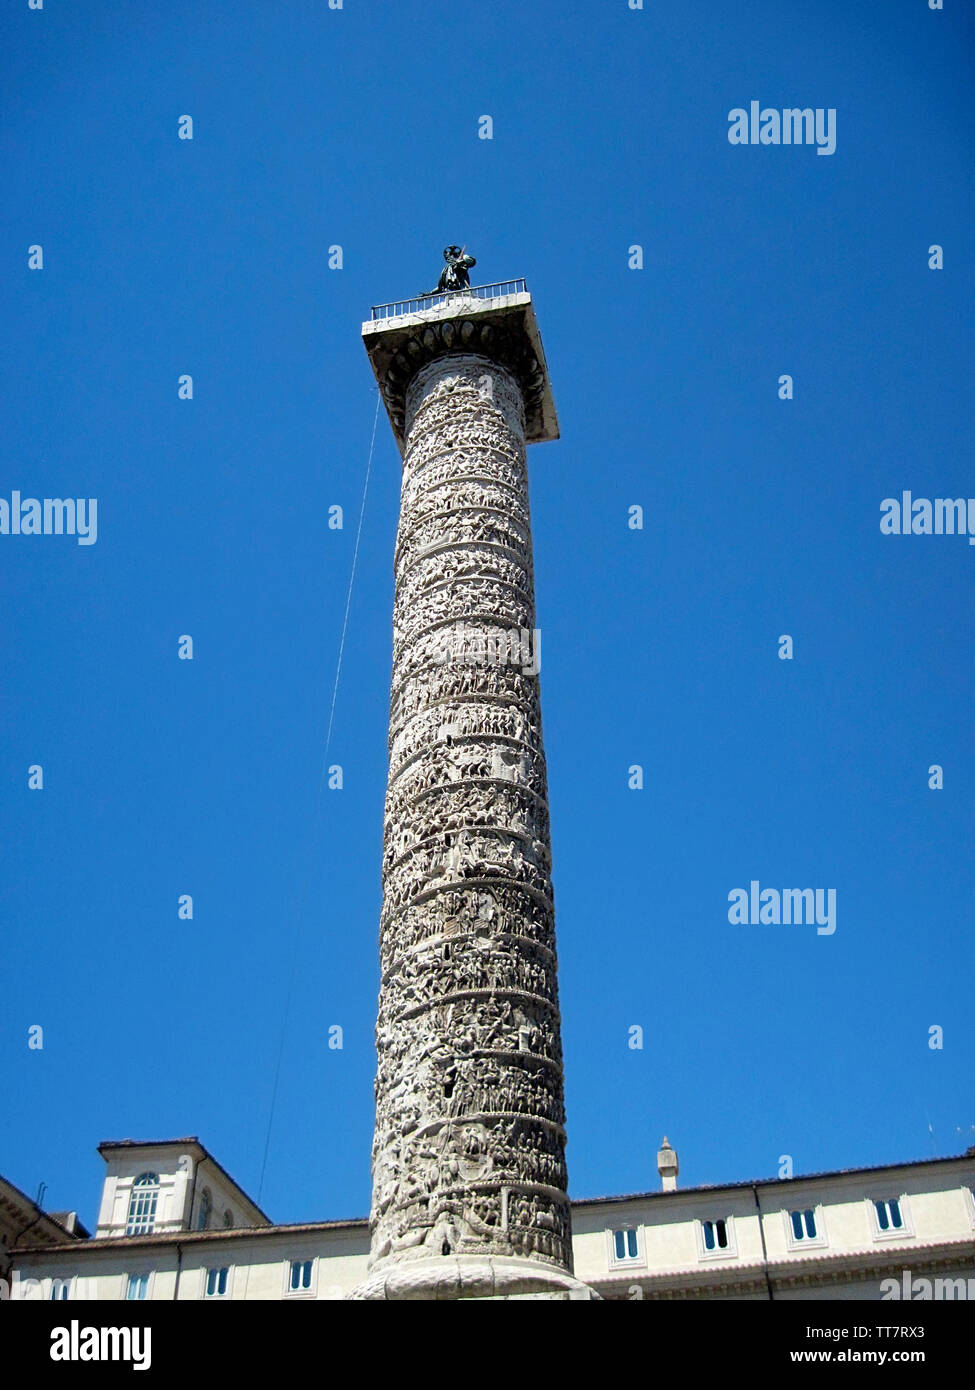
[370,278,528,322]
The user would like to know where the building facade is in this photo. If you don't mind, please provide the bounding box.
[7,1137,975,1302]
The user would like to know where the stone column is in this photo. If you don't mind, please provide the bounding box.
[353,288,593,1300]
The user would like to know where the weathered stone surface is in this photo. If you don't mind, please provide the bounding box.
[354,294,595,1300]
[347,1255,595,1302]
[361,290,559,453]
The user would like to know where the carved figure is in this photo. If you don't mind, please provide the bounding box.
[366,352,571,1279]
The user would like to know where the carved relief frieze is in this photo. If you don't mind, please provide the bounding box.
[368,350,572,1275]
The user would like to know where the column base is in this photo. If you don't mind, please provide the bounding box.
[347,1255,599,1301]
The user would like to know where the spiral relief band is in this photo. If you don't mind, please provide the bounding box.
[354,285,596,1299]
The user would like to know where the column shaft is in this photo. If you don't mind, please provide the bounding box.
[369,352,571,1275]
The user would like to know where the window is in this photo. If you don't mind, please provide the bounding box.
[50,1278,71,1300]
[785,1204,827,1250]
[196,1188,212,1231]
[875,1199,903,1232]
[869,1195,913,1240]
[702,1219,729,1251]
[790,1209,817,1241]
[125,1173,159,1235]
[612,1229,639,1261]
[698,1215,737,1259]
[204,1266,229,1298]
[223,1209,234,1229]
[126,1274,149,1301]
[289,1259,313,1292]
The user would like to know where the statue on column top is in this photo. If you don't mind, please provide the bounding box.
[427,245,476,295]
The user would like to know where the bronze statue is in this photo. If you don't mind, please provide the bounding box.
[426,245,476,296]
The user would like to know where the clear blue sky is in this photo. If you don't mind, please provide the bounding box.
[2,0,973,1229]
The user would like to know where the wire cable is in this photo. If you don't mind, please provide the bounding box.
[257,390,382,1207]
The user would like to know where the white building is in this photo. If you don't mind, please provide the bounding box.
[6,1137,975,1301]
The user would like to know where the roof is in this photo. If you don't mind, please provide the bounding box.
[571,1151,975,1209]
[0,1176,84,1248]
[47,1211,90,1238]
[14,1216,369,1257]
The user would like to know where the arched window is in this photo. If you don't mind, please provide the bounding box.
[613,1229,639,1261]
[875,1198,903,1232]
[196,1188,212,1231]
[126,1173,159,1235]
[289,1259,313,1292]
[702,1218,729,1251]
[204,1266,229,1298]
[223,1209,233,1229]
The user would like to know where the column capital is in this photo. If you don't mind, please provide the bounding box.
[361,283,559,456]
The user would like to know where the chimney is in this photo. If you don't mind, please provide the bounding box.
[657,1136,678,1191]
